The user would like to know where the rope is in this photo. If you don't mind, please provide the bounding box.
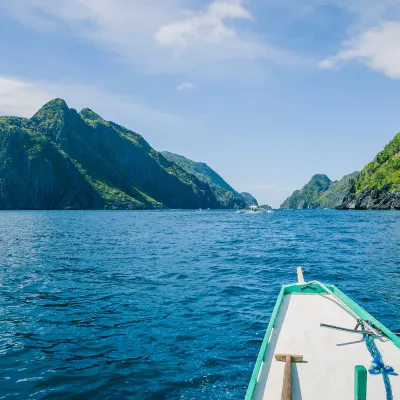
[305,282,396,397]
[361,321,396,400]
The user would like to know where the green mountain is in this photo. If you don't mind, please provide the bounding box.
[239,192,258,206]
[355,133,400,193]
[280,174,332,209]
[0,99,222,210]
[280,172,359,209]
[339,132,400,209]
[318,172,360,207]
[161,151,257,208]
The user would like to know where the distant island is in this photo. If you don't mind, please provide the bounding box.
[281,131,400,210]
[339,132,400,210]
[6,98,398,211]
[280,172,359,209]
[0,99,257,210]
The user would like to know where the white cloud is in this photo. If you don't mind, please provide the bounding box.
[1,0,179,61]
[318,58,336,69]
[0,76,54,117]
[0,0,300,77]
[0,75,180,127]
[177,82,195,91]
[319,22,400,79]
[155,0,252,48]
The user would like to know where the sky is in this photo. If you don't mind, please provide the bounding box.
[1,0,400,207]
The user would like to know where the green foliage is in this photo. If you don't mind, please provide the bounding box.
[240,192,258,206]
[281,172,359,209]
[283,131,400,210]
[281,174,332,209]
[356,133,400,193]
[0,98,221,210]
[162,151,257,208]
[318,172,360,207]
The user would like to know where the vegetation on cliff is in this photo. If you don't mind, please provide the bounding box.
[283,131,400,210]
[338,132,400,210]
[0,99,224,209]
[280,174,332,209]
[161,152,257,208]
[319,172,360,207]
[281,172,359,209]
[239,192,258,207]
[355,133,400,193]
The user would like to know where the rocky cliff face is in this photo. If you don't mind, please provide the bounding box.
[338,185,400,210]
[338,131,400,210]
[0,99,221,210]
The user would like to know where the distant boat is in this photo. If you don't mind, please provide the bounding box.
[241,205,274,214]
[246,267,400,399]
[243,205,260,214]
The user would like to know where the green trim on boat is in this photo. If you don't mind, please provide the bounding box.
[245,285,286,400]
[245,282,400,400]
[332,285,400,349]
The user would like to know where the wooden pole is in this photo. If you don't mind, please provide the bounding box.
[281,355,292,400]
[297,266,305,283]
[275,354,303,400]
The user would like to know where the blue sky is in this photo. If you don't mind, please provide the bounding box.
[1,0,400,207]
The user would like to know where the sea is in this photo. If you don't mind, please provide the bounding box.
[0,210,399,399]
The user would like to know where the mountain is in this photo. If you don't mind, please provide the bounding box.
[240,192,258,206]
[281,130,400,210]
[339,133,400,209]
[318,172,360,207]
[280,172,359,209]
[0,99,223,210]
[161,151,257,208]
[280,174,332,209]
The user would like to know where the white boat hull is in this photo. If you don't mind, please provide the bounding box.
[246,281,400,399]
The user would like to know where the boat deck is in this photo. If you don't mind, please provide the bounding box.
[253,293,400,399]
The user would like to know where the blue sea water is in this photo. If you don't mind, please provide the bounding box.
[0,210,399,399]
